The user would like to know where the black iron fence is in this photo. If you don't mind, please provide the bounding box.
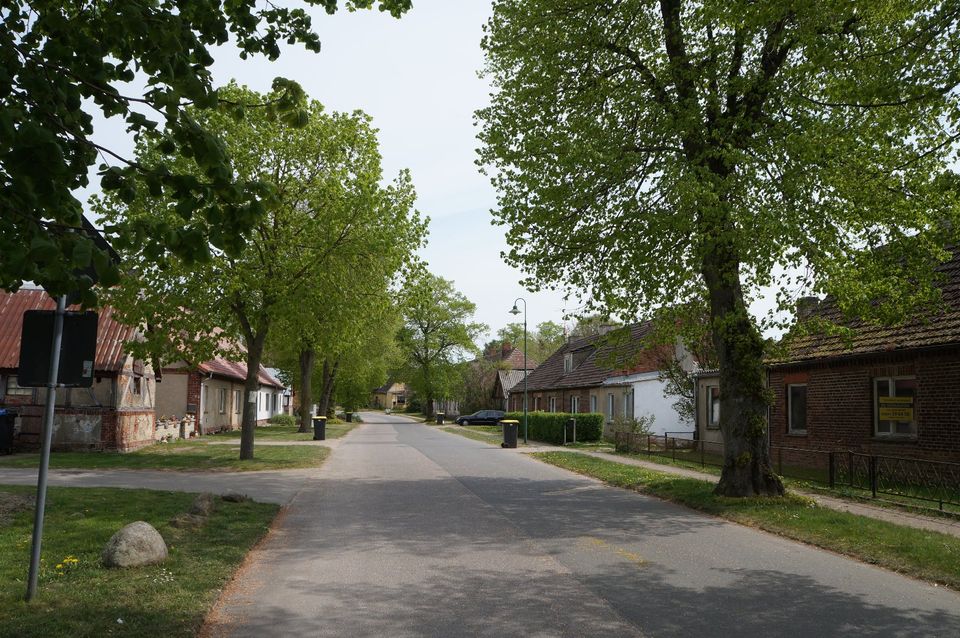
[613,431,960,511]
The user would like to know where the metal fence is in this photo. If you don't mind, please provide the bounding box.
[613,431,960,511]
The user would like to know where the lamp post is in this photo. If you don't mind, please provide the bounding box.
[509,298,528,444]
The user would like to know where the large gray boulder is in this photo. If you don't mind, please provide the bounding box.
[102,521,168,568]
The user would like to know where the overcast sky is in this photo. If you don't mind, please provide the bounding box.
[208,1,580,341]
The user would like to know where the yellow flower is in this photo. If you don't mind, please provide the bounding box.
[55,564,63,570]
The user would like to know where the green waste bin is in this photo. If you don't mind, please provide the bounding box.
[312,416,327,441]
[500,419,519,448]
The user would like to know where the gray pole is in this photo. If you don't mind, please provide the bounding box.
[26,294,66,601]
[522,304,528,444]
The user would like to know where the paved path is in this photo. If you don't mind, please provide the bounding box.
[204,413,960,638]
[0,466,316,505]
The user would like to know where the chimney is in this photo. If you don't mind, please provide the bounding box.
[796,296,820,321]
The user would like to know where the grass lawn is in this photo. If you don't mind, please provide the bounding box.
[534,451,960,590]
[207,422,356,442]
[0,441,329,472]
[0,485,278,637]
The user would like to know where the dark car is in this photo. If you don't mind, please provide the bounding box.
[455,410,506,426]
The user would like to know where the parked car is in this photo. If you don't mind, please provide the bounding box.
[456,410,506,426]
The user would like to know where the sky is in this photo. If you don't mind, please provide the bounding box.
[206,1,580,340]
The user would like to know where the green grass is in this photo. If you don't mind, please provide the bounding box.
[0,441,329,472]
[0,485,278,637]
[462,425,501,435]
[207,422,356,441]
[534,451,960,590]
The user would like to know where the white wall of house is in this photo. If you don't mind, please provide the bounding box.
[604,371,693,436]
[256,386,282,422]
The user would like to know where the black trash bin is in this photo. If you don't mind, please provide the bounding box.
[345,412,353,423]
[500,419,519,448]
[435,412,445,425]
[0,409,16,455]
[312,416,327,441]
[564,417,576,445]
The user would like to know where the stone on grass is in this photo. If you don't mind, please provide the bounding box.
[222,492,251,503]
[102,521,167,568]
[169,512,206,529]
[189,492,216,516]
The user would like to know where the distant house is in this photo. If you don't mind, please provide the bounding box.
[265,367,293,416]
[0,289,155,451]
[510,322,695,437]
[486,342,538,411]
[156,354,285,434]
[372,380,407,410]
[767,255,960,463]
[492,369,528,411]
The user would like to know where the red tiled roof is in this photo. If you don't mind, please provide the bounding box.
[775,250,960,364]
[192,349,284,389]
[522,322,660,392]
[0,289,137,373]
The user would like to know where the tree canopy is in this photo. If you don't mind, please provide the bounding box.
[395,271,487,417]
[1,0,411,305]
[478,1,960,495]
[98,83,424,458]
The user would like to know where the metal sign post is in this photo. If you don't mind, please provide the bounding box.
[25,294,66,601]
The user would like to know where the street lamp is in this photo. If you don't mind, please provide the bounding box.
[509,298,528,444]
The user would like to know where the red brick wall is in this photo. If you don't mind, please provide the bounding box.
[512,388,594,413]
[186,372,201,434]
[770,348,960,462]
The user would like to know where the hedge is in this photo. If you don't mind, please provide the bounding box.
[268,413,296,426]
[503,412,603,444]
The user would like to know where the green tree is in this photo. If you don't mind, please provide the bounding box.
[493,319,566,364]
[478,1,960,496]
[395,272,487,417]
[0,0,411,304]
[99,84,421,460]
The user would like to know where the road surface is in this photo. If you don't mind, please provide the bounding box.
[204,413,960,637]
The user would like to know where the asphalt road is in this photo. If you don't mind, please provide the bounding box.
[205,413,960,637]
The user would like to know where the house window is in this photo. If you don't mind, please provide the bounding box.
[549,396,557,412]
[5,375,33,396]
[534,396,541,411]
[570,396,579,413]
[234,390,241,414]
[218,388,227,414]
[272,393,278,412]
[624,391,634,419]
[787,384,807,434]
[606,393,615,420]
[875,377,917,438]
[563,353,573,373]
[590,395,597,413]
[132,377,142,396]
[707,386,720,429]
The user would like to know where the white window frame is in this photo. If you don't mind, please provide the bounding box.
[5,375,33,396]
[549,396,557,412]
[570,396,579,413]
[234,390,241,415]
[607,393,615,420]
[787,384,807,434]
[874,376,917,438]
[707,385,720,429]
[590,395,597,413]
[218,388,227,414]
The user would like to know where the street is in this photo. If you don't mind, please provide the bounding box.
[203,413,960,637]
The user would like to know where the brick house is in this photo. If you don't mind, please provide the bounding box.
[156,355,285,435]
[0,289,155,451]
[768,257,960,463]
[510,323,693,437]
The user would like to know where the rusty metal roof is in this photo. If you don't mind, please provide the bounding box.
[0,288,136,373]
[195,353,284,388]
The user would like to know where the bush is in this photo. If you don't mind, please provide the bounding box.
[268,413,296,427]
[605,413,655,442]
[503,411,603,444]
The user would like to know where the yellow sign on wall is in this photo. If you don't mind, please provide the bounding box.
[878,396,914,422]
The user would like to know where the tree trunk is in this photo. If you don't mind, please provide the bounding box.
[703,237,784,497]
[239,331,267,461]
[317,357,339,418]
[297,346,316,433]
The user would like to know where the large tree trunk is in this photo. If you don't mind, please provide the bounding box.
[703,234,784,497]
[239,330,267,461]
[317,357,339,418]
[297,346,315,433]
